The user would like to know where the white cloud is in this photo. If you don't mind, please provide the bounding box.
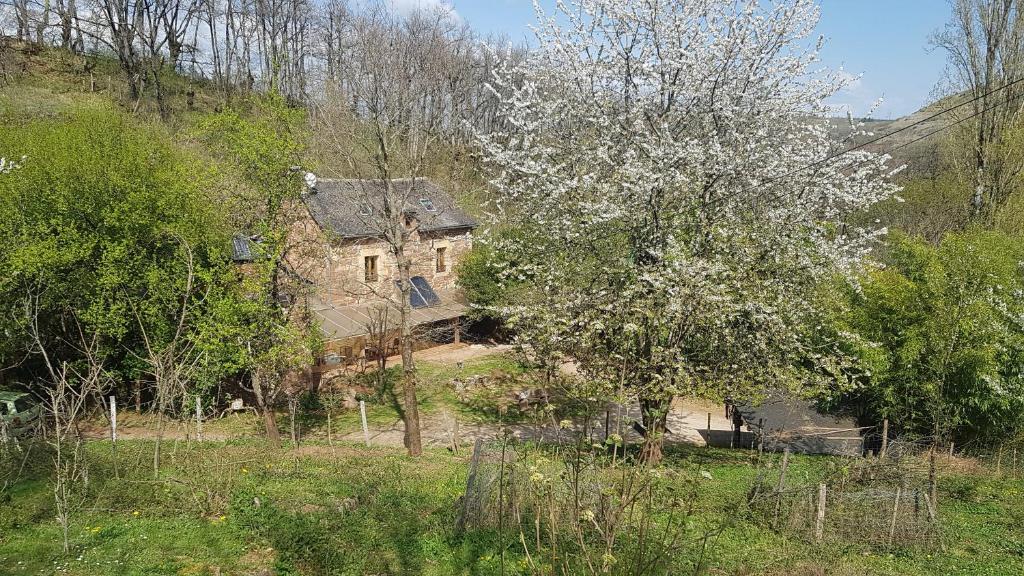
[386,0,461,21]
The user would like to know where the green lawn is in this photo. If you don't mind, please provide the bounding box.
[5,353,1023,575]
[2,438,1023,576]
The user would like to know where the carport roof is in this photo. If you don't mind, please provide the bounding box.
[309,292,468,341]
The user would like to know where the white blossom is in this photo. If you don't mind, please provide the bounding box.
[475,0,897,439]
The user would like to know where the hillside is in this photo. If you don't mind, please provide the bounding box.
[823,93,981,178]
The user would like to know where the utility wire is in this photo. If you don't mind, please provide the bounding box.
[771,76,1024,186]
[709,77,1024,210]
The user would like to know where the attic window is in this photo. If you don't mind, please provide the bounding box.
[358,203,373,216]
[419,198,436,212]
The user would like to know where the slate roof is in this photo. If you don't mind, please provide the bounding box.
[304,178,477,239]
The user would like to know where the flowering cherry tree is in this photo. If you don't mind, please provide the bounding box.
[477,0,899,461]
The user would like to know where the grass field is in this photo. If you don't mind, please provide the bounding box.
[3,354,1024,575]
[2,435,1023,575]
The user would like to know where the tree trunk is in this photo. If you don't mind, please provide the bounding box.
[398,256,422,456]
[15,0,29,43]
[36,0,51,46]
[262,408,281,446]
[252,370,281,446]
[639,397,670,464]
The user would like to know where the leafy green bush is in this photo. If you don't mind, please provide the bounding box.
[834,230,1024,443]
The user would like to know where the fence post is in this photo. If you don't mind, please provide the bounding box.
[705,412,712,448]
[756,418,764,454]
[880,418,889,458]
[773,447,791,528]
[359,400,370,447]
[887,487,902,547]
[815,483,827,543]
[109,395,119,479]
[195,396,203,442]
[923,491,937,523]
[109,395,117,443]
[455,438,484,536]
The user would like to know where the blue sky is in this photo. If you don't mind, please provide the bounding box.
[391,0,951,119]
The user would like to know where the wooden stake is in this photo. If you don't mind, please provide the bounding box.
[109,395,119,479]
[195,396,203,442]
[327,411,333,446]
[359,400,370,447]
[948,441,955,461]
[452,414,460,454]
[880,418,889,458]
[815,483,827,542]
[455,438,484,535]
[773,447,791,528]
[109,395,117,443]
[757,418,764,454]
[887,487,902,547]
[923,491,937,523]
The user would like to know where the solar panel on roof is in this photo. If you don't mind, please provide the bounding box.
[396,279,430,309]
[410,276,441,307]
[409,288,428,308]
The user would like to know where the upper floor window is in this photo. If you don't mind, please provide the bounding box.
[436,247,447,273]
[364,255,379,282]
[419,198,436,212]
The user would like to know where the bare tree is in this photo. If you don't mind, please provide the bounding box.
[131,237,204,477]
[932,0,1024,220]
[25,297,108,554]
[363,304,392,395]
[311,4,468,456]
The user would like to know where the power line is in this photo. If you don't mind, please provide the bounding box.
[770,76,1024,186]
[709,77,1024,210]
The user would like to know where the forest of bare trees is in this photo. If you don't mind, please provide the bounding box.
[0,0,521,135]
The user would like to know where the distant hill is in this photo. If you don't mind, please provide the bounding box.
[826,96,966,177]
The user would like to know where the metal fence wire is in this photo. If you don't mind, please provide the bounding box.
[454,438,509,534]
[747,437,944,548]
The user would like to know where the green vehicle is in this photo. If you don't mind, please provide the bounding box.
[0,390,42,439]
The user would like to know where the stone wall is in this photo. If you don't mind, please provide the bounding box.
[287,205,474,308]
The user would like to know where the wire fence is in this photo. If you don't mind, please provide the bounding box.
[747,438,944,548]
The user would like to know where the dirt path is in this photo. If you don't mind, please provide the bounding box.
[78,344,735,450]
[335,396,733,450]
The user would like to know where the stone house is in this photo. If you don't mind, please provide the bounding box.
[284,177,477,368]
